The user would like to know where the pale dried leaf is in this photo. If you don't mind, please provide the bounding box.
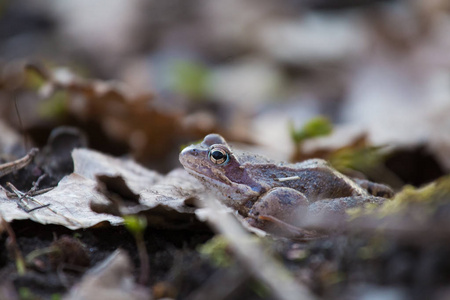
[73,148,162,193]
[92,169,206,229]
[0,149,204,230]
[0,173,122,229]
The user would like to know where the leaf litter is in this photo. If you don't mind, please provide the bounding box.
[2,1,450,299]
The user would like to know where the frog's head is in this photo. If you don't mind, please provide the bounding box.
[179,134,260,207]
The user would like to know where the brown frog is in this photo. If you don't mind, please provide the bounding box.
[179,134,393,235]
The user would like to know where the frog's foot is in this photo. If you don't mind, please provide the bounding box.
[353,178,394,198]
[246,187,309,233]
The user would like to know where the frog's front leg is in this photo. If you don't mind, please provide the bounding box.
[245,187,309,233]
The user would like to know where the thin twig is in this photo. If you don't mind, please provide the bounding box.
[199,199,317,300]
[5,182,81,227]
[6,182,50,213]
[5,187,54,199]
[25,204,51,213]
[29,174,47,194]
[0,148,38,178]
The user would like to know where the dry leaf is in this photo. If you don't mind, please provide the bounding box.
[91,169,206,229]
[0,173,122,229]
[0,148,206,230]
[73,148,205,228]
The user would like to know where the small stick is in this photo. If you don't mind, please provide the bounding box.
[8,173,53,200]
[6,182,50,213]
[5,182,82,227]
[0,148,39,178]
[25,204,51,213]
[5,187,54,199]
[29,174,47,194]
[201,199,317,300]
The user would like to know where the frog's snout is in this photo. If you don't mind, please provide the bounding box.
[179,146,200,167]
[180,146,198,158]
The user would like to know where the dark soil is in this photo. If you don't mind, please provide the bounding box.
[0,221,216,299]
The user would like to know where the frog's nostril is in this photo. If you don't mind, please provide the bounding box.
[192,149,198,156]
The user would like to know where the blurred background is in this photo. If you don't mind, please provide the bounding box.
[0,0,449,185]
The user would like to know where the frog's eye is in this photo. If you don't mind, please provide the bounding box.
[209,148,229,165]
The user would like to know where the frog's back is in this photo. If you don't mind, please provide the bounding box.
[244,158,368,201]
[291,158,329,169]
[234,149,275,165]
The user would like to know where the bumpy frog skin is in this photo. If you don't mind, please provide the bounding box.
[179,134,393,233]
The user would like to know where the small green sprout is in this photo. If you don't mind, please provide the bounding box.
[124,215,147,236]
[123,215,149,285]
[290,116,333,144]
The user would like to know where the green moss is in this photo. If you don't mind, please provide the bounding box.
[378,175,450,216]
[347,202,381,220]
[349,175,450,221]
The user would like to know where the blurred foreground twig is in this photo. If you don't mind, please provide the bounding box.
[196,199,317,300]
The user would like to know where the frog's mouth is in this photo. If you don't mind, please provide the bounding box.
[183,167,254,207]
[183,164,233,187]
[185,167,219,183]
